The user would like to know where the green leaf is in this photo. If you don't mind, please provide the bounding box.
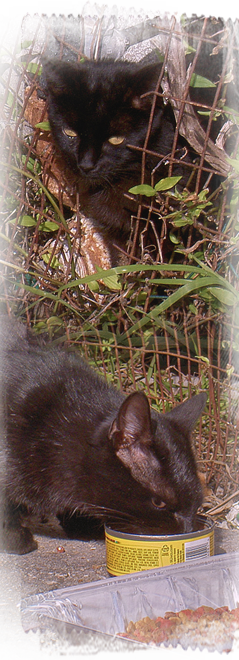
[118,273,237,343]
[46,316,63,327]
[198,189,211,201]
[33,321,47,332]
[190,73,216,88]
[42,253,60,269]
[16,40,32,53]
[189,303,198,315]
[197,110,211,116]
[27,62,42,75]
[223,105,239,116]
[195,355,210,366]
[154,176,182,192]
[169,231,180,244]
[227,157,239,173]
[181,15,187,27]
[35,120,51,131]
[101,272,121,291]
[9,215,37,227]
[183,41,196,55]
[173,217,194,227]
[230,194,239,214]
[128,184,156,197]
[39,220,59,232]
[6,91,14,108]
[208,287,237,306]
[20,215,37,227]
[226,365,235,378]
[88,280,100,293]
[21,155,41,174]
[21,61,42,75]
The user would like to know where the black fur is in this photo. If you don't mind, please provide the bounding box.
[0,317,206,554]
[39,50,237,264]
[42,59,192,242]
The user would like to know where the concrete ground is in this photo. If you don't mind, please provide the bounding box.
[0,517,129,658]
[1,516,239,658]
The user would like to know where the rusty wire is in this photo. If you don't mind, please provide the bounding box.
[0,15,239,501]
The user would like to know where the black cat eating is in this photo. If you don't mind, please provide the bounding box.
[41,59,191,252]
[0,317,206,554]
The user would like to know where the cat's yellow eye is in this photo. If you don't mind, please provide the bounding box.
[63,128,78,138]
[108,136,125,145]
[151,498,166,510]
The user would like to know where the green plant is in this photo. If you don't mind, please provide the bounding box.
[129,175,182,198]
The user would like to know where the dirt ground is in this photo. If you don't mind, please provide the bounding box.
[0,521,239,660]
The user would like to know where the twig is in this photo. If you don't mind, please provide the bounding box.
[152,18,230,177]
[207,489,239,515]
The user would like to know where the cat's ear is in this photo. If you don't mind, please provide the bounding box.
[41,60,71,95]
[109,392,152,450]
[165,392,207,435]
[129,63,163,110]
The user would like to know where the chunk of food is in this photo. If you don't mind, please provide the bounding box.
[119,605,239,660]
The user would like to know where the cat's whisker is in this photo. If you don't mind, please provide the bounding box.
[75,502,137,521]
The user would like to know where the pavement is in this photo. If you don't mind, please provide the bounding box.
[0,517,121,659]
[1,516,239,658]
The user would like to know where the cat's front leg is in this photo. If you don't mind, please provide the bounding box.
[1,499,38,555]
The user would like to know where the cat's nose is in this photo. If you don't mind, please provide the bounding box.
[174,512,194,534]
[78,150,96,173]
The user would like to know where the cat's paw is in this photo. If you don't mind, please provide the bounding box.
[1,525,38,555]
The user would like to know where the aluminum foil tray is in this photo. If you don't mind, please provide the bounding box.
[21,552,239,651]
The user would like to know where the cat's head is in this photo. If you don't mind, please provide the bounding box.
[108,390,207,533]
[42,59,164,188]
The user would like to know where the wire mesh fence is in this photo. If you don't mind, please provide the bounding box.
[0,11,239,504]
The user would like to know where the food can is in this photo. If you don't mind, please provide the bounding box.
[105,514,214,576]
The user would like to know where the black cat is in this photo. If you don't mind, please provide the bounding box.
[41,59,193,250]
[41,57,238,265]
[0,316,206,554]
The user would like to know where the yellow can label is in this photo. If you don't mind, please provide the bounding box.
[105,529,214,576]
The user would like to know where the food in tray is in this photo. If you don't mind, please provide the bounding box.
[118,605,239,652]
